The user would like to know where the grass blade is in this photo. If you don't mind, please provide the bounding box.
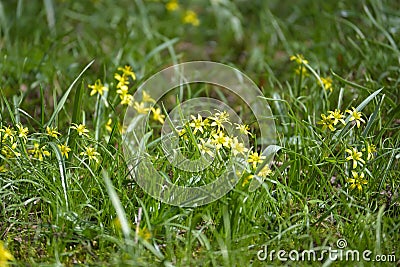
[46,60,94,128]
[102,170,131,241]
[48,142,69,210]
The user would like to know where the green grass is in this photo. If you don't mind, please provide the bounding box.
[1,0,399,266]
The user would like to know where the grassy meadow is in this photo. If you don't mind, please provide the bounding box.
[0,0,399,266]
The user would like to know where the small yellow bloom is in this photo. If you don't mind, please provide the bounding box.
[257,165,273,178]
[166,0,179,11]
[58,144,71,159]
[0,165,7,172]
[197,138,214,157]
[183,10,200,26]
[46,126,61,138]
[151,107,165,124]
[346,107,365,128]
[189,114,208,135]
[211,131,231,150]
[230,137,248,156]
[11,142,21,157]
[290,54,309,65]
[317,114,336,131]
[116,85,129,96]
[234,123,252,136]
[0,241,14,266]
[16,124,29,142]
[0,126,15,142]
[294,65,309,77]
[345,147,366,169]
[242,174,254,187]
[327,109,346,126]
[142,91,156,103]
[120,93,134,106]
[363,143,377,160]
[210,111,230,131]
[117,65,136,80]
[80,146,100,163]
[114,73,129,89]
[88,79,108,96]
[134,102,150,114]
[347,171,367,191]
[319,77,333,92]
[138,227,152,242]
[28,143,50,161]
[105,118,113,133]
[247,151,266,169]
[71,123,90,137]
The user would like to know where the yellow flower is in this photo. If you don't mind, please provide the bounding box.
[247,151,265,169]
[1,142,21,158]
[189,114,208,135]
[11,142,21,157]
[46,126,61,138]
[178,127,186,137]
[234,123,252,136]
[117,65,136,80]
[138,227,152,242]
[210,111,230,131]
[0,126,15,142]
[58,144,71,159]
[345,107,365,128]
[80,146,100,163]
[363,143,377,160]
[105,118,113,133]
[347,171,367,191]
[0,241,14,266]
[183,10,200,26]
[345,147,366,169]
[134,102,150,114]
[120,93,134,106]
[257,165,273,178]
[16,124,29,142]
[294,65,309,77]
[197,138,214,157]
[290,54,309,65]
[71,123,90,137]
[327,109,345,126]
[88,79,108,96]
[242,174,254,187]
[166,0,179,11]
[116,85,129,95]
[151,107,165,124]
[230,137,248,156]
[28,143,50,161]
[317,114,335,131]
[142,91,156,103]
[114,73,129,89]
[319,77,333,92]
[0,165,7,172]
[211,131,231,150]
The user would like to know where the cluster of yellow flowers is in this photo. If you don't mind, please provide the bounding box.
[87,65,136,107]
[114,66,136,106]
[290,54,309,77]
[176,110,272,186]
[318,107,366,132]
[132,90,166,124]
[88,66,164,126]
[290,54,333,92]
[165,0,200,26]
[344,142,376,191]
[0,122,101,172]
